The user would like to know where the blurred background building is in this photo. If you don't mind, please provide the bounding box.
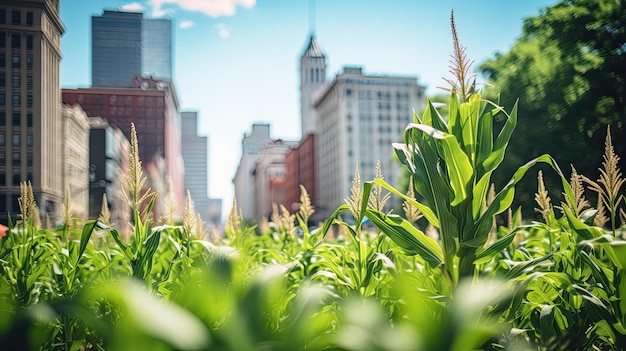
[0,0,65,224]
[181,111,210,229]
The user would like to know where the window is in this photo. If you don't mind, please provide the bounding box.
[12,132,19,146]
[26,35,33,50]
[0,174,4,186]
[11,11,20,25]
[0,152,4,167]
[12,53,20,69]
[0,92,5,106]
[0,53,4,67]
[0,32,5,48]
[0,72,4,87]
[12,113,20,126]
[12,93,20,107]
[27,132,32,146]
[27,94,32,108]
[26,12,33,26]
[11,34,20,49]
[12,151,20,163]
[26,54,32,69]
[26,73,32,90]
[27,152,32,166]
[0,9,5,24]
[13,174,21,186]
[27,112,32,127]
[0,133,4,146]
[12,73,20,87]
[0,112,4,125]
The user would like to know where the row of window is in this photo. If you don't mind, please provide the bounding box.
[0,92,33,108]
[0,172,34,188]
[0,72,34,89]
[0,150,34,167]
[0,112,34,127]
[0,132,34,146]
[0,33,34,50]
[0,9,34,26]
[0,52,35,69]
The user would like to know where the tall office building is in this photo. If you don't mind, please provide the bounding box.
[299,34,326,137]
[181,111,210,224]
[314,66,426,218]
[0,0,65,224]
[91,10,172,88]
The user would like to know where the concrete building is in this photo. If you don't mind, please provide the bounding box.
[253,140,297,222]
[284,133,317,219]
[181,111,210,224]
[62,104,90,221]
[88,117,131,233]
[299,35,326,137]
[0,0,65,224]
[232,123,271,222]
[314,66,426,218]
[62,77,184,219]
[91,10,172,88]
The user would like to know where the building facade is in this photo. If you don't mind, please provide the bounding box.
[0,0,65,224]
[314,66,426,218]
[284,133,317,220]
[253,140,296,222]
[62,78,184,219]
[299,35,326,137]
[62,104,90,221]
[181,111,210,223]
[91,10,172,88]
[232,123,271,222]
[88,116,131,233]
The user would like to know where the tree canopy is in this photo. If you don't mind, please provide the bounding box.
[479,0,626,216]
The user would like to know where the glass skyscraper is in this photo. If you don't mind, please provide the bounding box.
[91,10,172,88]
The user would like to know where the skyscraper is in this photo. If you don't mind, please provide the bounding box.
[91,10,172,88]
[299,34,326,137]
[0,0,65,223]
[181,111,210,224]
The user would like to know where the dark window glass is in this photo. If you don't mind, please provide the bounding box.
[0,194,5,212]
[12,132,19,146]
[12,113,20,126]
[11,11,20,25]
[27,112,32,127]
[27,152,32,166]
[26,54,32,70]
[11,34,20,49]
[26,12,33,26]
[0,133,4,146]
[0,53,4,67]
[12,73,19,87]
[27,73,32,90]
[0,32,5,48]
[12,93,20,107]
[0,174,4,186]
[27,94,32,108]
[0,93,5,106]
[0,9,5,24]
[0,112,5,125]
[12,151,20,163]
[0,152,4,167]
[0,72,4,87]
[11,53,20,69]
[13,174,20,186]
[26,35,32,50]
[27,132,32,146]
[11,195,19,213]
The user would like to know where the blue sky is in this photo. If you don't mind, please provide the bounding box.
[60,0,557,214]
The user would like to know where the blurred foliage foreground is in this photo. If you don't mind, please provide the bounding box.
[2,6,626,351]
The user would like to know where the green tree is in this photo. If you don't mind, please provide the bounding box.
[480,0,626,217]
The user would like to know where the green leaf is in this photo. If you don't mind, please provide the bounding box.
[365,210,443,267]
[474,227,526,264]
[369,179,439,228]
[77,220,98,264]
[481,101,517,173]
[407,124,473,206]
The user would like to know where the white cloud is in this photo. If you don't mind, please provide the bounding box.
[120,2,146,12]
[214,23,231,38]
[152,0,256,18]
[179,20,195,29]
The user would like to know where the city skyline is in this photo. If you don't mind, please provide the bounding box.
[59,0,557,212]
